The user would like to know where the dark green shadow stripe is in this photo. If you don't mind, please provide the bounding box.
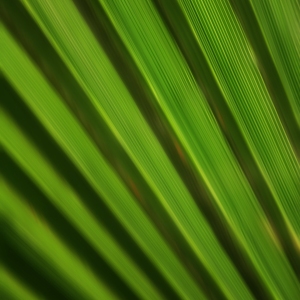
[1,229,71,300]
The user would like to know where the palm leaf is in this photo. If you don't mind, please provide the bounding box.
[1,0,299,299]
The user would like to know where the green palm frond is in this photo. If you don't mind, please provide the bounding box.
[1,0,299,299]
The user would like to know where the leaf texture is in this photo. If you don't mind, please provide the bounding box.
[1,0,300,299]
